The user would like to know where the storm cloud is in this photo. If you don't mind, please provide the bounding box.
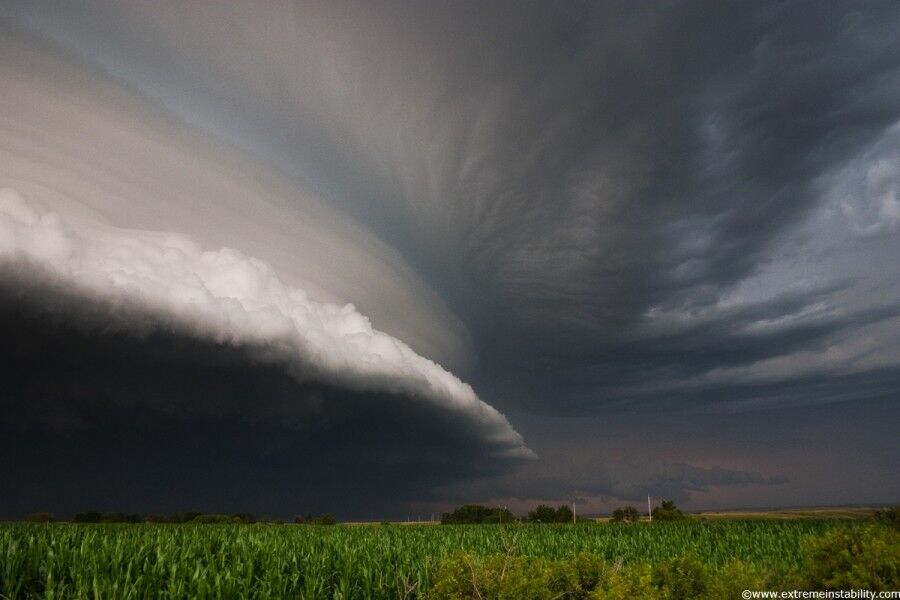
[1,1,899,517]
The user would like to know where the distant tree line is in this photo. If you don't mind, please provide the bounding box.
[440,505,515,524]
[24,511,337,524]
[440,500,692,524]
[607,500,689,522]
[608,500,688,522]
[24,499,699,525]
[293,514,337,525]
[440,504,587,524]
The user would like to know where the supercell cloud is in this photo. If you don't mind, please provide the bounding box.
[1,1,899,517]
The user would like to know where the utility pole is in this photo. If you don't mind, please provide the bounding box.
[648,495,652,523]
[572,502,576,524]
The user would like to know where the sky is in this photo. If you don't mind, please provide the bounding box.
[1,1,899,520]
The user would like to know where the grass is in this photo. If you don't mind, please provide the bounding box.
[0,519,879,599]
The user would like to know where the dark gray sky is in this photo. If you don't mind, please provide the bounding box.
[1,1,898,519]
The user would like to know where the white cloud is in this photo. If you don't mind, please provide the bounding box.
[0,188,533,460]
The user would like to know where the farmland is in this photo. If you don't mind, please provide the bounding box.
[3,519,897,598]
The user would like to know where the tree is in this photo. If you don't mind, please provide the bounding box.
[145,514,169,523]
[191,514,240,523]
[652,500,687,521]
[232,512,256,524]
[611,505,641,523]
[25,512,54,523]
[441,505,514,524]
[313,514,336,525]
[526,504,573,523]
[73,510,102,523]
[555,504,574,523]
[100,513,142,523]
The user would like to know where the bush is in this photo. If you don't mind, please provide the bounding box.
[428,552,608,599]
[803,524,900,590]
[875,506,900,531]
[590,563,655,600]
[650,554,708,600]
[428,552,774,599]
[441,504,515,524]
[704,561,767,600]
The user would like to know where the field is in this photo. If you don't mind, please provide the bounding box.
[689,506,882,520]
[3,519,896,598]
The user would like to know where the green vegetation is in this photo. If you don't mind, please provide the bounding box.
[651,500,687,522]
[2,518,897,598]
[802,524,900,589]
[609,506,640,523]
[431,524,900,598]
[441,505,515,524]
[430,552,767,600]
[876,505,900,531]
[441,503,583,524]
[526,504,575,524]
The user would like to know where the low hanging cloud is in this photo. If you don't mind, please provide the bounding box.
[0,188,532,462]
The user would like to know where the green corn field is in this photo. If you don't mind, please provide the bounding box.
[0,520,881,599]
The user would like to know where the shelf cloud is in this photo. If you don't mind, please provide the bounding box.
[0,187,531,456]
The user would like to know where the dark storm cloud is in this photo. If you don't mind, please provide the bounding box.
[0,279,527,519]
[7,0,898,414]
[439,454,787,509]
[479,283,900,413]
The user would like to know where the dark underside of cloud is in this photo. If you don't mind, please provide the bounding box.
[0,282,523,519]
